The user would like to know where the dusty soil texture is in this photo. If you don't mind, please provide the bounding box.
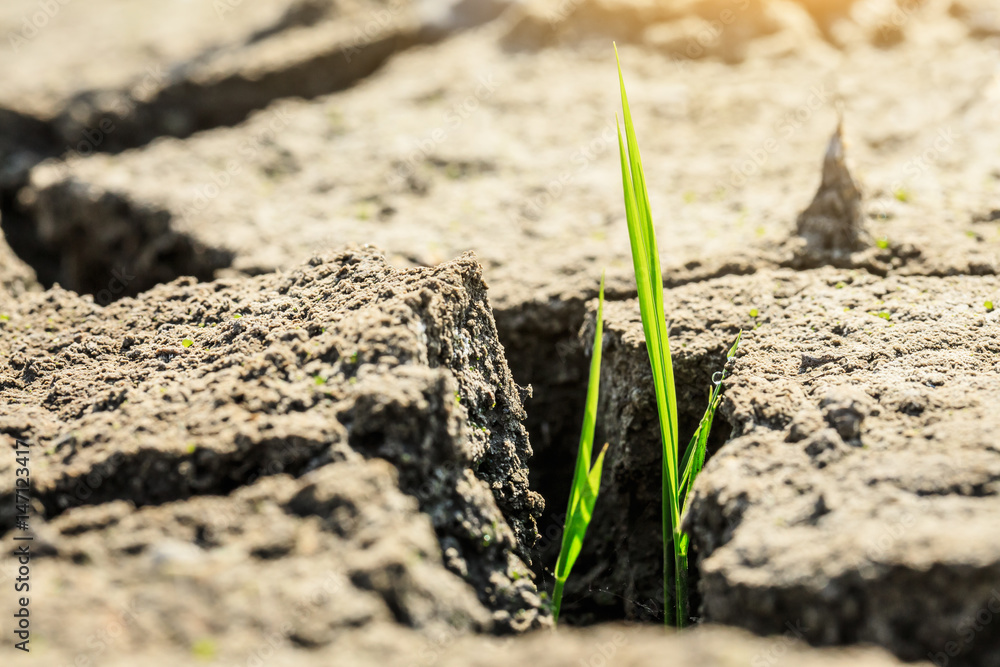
[0,0,513,287]
[15,0,1000,499]
[583,268,1000,665]
[0,0,514,181]
[18,0,1000,290]
[0,246,926,666]
[0,612,923,666]
[1,0,302,121]
[2,0,304,191]
[0,247,548,652]
[1,0,998,664]
[0,226,37,301]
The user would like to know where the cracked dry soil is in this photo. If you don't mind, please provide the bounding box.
[1,0,999,666]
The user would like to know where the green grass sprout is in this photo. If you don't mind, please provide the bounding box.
[552,273,609,625]
[674,331,741,604]
[615,45,741,626]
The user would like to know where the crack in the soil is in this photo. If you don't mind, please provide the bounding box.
[0,434,335,534]
[502,295,739,625]
[0,11,510,295]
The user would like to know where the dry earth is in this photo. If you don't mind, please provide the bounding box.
[0,620,921,667]
[0,0,510,177]
[1,0,998,665]
[584,268,999,666]
[0,249,546,647]
[0,227,36,301]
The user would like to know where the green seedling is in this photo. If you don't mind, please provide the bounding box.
[615,46,742,627]
[552,274,609,624]
[673,331,741,615]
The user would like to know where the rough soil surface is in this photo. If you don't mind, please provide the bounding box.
[14,0,1000,490]
[0,247,546,651]
[0,226,37,301]
[0,623,921,666]
[584,268,1000,666]
[1,0,513,291]
[790,124,871,265]
[1,0,306,191]
[1,0,998,664]
[0,0,510,196]
[0,246,923,666]
[18,0,1000,291]
[1,0,304,121]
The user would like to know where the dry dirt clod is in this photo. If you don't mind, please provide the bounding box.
[568,266,1000,667]
[0,225,38,302]
[0,246,548,652]
[2,3,999,662]
[790,122,870,265]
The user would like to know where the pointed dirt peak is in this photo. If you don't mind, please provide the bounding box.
[794,121,869,260]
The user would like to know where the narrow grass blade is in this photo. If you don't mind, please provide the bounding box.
[615,44,684,624]
[552,276,607,624]
[562,274,605,524]
[615,44,679,469]
[557,440,610,581]
[680,331,743,513]
[614,46,745,626]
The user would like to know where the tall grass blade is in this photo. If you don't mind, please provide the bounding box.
[552,275,608,624]
[615,44,685,626]
[615,46,743,627]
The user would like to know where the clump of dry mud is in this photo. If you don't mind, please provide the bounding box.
[1,0,999,665]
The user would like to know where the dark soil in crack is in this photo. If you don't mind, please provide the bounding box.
[540,303,741,625]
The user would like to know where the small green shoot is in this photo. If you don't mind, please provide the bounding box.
[191,638,217,660]
[181,339,194,348]
[676,331,741,563]
[552,274,609,624]
[986,301,994,312]
[616,46,742,627]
